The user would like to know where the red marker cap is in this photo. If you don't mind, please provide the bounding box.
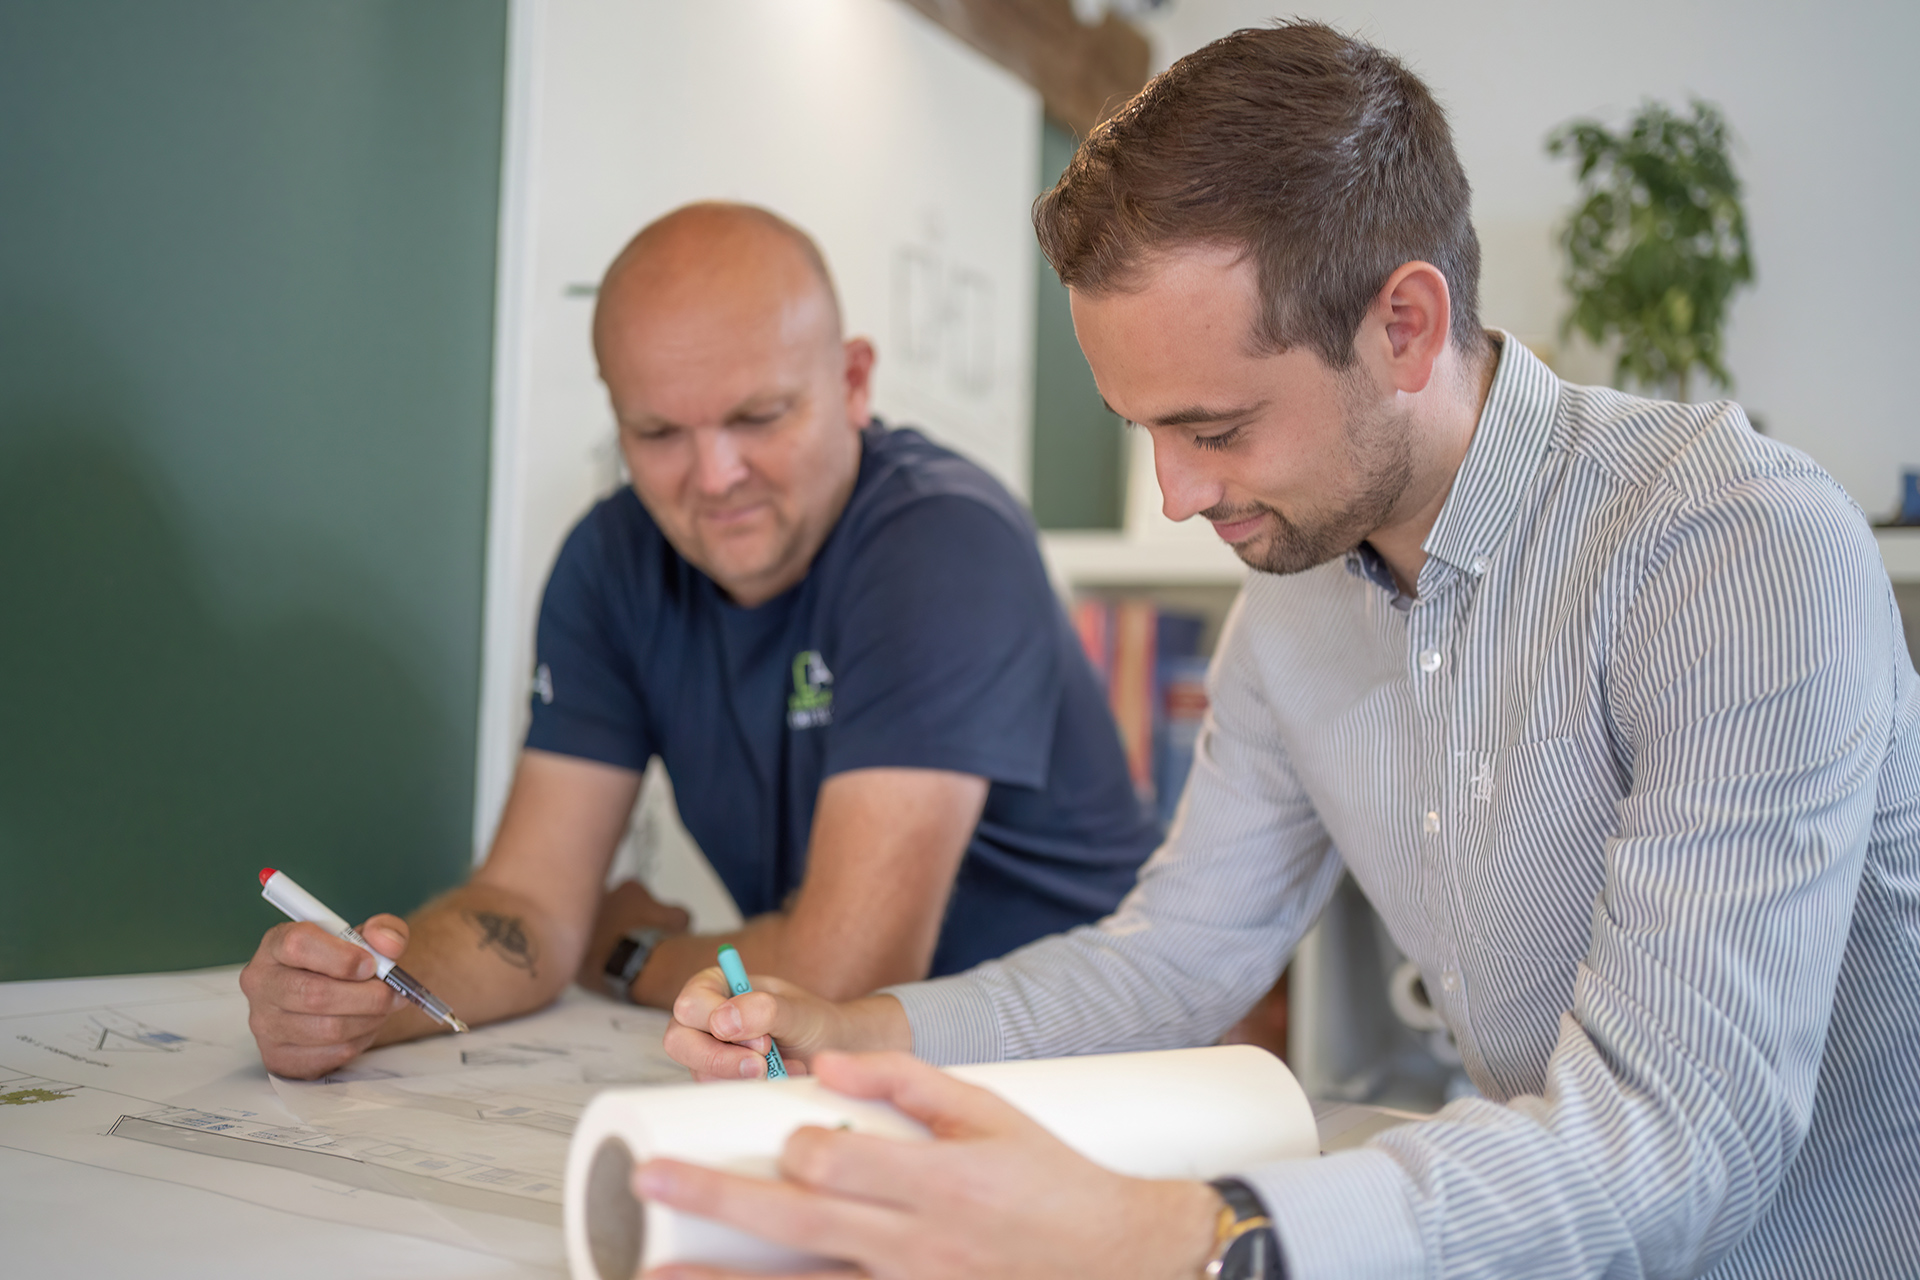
[259,868,277,886]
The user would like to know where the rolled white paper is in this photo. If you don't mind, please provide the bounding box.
[564,1044,1317,1279]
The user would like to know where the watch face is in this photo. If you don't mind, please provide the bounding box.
[604,936,642,978]
[1222,1228,1278,1280]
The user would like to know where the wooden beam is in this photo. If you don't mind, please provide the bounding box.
[895,0,1151,136]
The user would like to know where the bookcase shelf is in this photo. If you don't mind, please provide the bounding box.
[1039,529,1249,591]
[1875,526,1920,582]
[1047,526,1919,585]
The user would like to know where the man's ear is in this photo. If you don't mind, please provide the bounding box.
[843,337,876,427]
[1363,261,1451,395]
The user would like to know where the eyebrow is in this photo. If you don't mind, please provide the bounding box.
[622,391,800,433]
[1102,397,1267,428]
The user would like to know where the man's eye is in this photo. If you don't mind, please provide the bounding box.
[1193,427,1242,452]
[737,409,784,427]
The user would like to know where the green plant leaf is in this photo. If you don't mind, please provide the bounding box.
[1547,99,1754,399]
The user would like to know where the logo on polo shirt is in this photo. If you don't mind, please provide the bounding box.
[532,663,554,706]
[786,650,833,729]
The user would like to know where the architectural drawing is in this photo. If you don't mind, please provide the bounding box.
[0,969,683,1267]
[0,1070,78,1108]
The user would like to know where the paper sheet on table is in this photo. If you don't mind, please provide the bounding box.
[0,971,683,1271]
[0,970,493,1255]
[2,970,1419,1280]
[268,992,688,1263]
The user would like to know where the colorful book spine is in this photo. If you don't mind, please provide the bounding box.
[1070,597,1212,829]
[1108,600,1159,803]
[1072,598,1112,686]
[1155,655,1211,830]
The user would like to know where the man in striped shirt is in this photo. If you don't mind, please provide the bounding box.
[650,22,1920,1280]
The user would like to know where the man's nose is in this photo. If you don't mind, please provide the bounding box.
[1152,434,1226,523]
[692,428,749,496]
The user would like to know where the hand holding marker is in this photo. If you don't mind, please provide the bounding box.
[716,943,787,1079]
[258,868,468,1034]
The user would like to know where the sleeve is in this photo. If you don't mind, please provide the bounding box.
[523,510,654,772]
[821,496,1057,786]
[885,580,1349,1065]
[1242,473,1903,1279]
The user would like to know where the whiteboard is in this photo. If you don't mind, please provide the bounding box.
[475,0,1042,853]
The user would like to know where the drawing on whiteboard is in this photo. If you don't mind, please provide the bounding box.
[892,243,996,399]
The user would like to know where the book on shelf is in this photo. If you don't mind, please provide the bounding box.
[1072,597,1211,833]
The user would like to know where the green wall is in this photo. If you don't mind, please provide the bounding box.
[0,2,507,979]
[1029,118,1128,530]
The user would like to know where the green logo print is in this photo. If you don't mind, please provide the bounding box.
[787,650,833,729]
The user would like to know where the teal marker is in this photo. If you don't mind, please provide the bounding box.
[715,944,787,1079]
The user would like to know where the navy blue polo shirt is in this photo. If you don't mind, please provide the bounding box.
[526,422,1158,976]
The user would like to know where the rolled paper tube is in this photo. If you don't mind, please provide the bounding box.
[564,1044,1317,1279]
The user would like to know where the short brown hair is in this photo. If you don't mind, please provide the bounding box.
[1035,21,1487,368]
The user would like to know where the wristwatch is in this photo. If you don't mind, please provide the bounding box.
[601,925,669,1003]
[1203,1177,1284,1280]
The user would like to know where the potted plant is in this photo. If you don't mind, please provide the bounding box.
[1547,100,1755,403]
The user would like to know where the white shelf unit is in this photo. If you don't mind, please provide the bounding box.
[1875,526,1920,583]
[1045,525,1919,588]
[1876,528,1920,670]
[1039,529,1248,592]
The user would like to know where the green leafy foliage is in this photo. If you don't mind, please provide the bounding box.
[1547,100,1754,400]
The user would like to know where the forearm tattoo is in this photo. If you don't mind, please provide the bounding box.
[465,910,538,978]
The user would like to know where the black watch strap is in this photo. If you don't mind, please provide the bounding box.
[1205,1177,1284,1280]
[601,926,667,1002]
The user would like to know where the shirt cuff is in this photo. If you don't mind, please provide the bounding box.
[878,974,1007,1066]
[1240,1148,1426,1280]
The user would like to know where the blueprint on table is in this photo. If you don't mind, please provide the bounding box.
[0,968,684,1269]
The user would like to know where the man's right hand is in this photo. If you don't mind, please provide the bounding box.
[663,966,911,1079]
[238,915,409,1079]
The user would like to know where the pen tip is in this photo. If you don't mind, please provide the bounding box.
[258,867,276,886]
[449,1018,469,1034]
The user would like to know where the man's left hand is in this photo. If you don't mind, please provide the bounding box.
[575,880,692,992]
[635,1050,1221,1280]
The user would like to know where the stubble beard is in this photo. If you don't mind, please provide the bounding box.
[1208,384,1417,577]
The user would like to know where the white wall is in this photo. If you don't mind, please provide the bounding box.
[475,0,1041,855]
[1140,0,1920,518]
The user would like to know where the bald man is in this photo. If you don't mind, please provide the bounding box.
[238,203,1159,1077]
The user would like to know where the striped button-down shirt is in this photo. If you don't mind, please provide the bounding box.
[889,335,1920,1278]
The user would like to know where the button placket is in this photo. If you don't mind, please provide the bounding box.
[1414,583,1478,1048]
[1407,606,1447,906]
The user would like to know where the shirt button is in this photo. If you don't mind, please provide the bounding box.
[1469,555,1491,577]
[1423,810,1441,834]
[1441,970,1461,994]
[1418,649,1444,673]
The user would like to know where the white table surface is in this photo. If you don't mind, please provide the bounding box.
[2,968,1419,1280]
[0,967,572,1279]
[0,1144,533,1280]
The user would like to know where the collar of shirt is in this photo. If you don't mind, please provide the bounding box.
[1343,331,1562,606]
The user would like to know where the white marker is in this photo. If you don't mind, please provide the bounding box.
[258,867,468,1034]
